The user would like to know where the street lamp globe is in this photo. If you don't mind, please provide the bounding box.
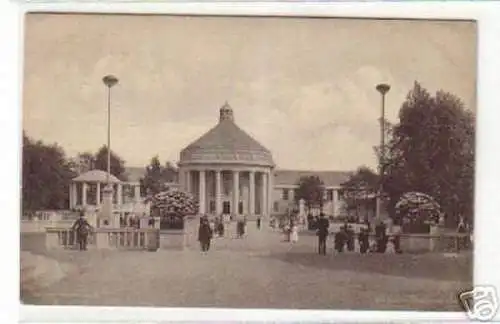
[376,83,390,95]
[103,75,119,88]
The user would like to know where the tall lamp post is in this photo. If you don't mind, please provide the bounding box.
[101,75,118,227]
[375,83,390,222]
[102,75,119,184]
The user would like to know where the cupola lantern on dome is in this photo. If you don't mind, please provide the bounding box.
[219,101,234,122]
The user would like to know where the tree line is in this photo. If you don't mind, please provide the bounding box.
[294,82,475,227]
[22,130,180,213]
[22,133,128,213]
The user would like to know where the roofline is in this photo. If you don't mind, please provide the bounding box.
[178,161,276,168]
[124,166,354,174]
[273,168,354,174]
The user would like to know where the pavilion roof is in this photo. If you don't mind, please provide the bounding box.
[72,170,121,183]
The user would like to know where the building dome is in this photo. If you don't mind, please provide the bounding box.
[72,170,121,183]
[179,102,274,167]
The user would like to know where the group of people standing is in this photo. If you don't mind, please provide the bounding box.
[315,213,402,255]
[283,220,299,243]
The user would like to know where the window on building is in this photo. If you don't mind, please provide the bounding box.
[282,189,289,200]
[274,201,279,212]
[327,189,334,201]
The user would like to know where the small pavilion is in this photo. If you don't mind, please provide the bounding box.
[70,170,142,211]
[178,102,275,220]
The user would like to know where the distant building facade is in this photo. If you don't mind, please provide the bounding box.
[124,103,352,219]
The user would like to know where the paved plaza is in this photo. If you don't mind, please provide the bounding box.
[21,222,472,311]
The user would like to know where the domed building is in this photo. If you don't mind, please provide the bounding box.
[178,102,275,218]
[86,102,355,221]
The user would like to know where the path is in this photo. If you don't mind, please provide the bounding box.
[21,222,472,311]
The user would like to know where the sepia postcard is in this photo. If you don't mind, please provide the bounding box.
[20,12,479,317]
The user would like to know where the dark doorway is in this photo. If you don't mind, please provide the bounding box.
[223,201,230,214]
[239,202,243,214]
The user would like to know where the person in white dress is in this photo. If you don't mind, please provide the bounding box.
[290,220,299,243]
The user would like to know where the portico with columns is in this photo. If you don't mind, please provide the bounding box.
[180,167,272,218]
[70,170,142,211]
[178,103,274,219]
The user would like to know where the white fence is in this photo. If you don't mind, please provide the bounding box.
[45,227,159,251]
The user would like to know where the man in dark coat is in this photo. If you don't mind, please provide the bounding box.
[375,221,388,253]
[217,216,225,237]
[346,225,355,252]
[72,212,93,251]
[334,227,347,253]
[256,217,261,230]
[198,217,213,252]
[358,227,370,254]
[316,213,330,255]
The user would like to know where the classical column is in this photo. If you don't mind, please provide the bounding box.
[82,182,88,207]
[68,183,73,209]
[134,184,141,202]
[249,171,255,216]
[96,182,101,205]
[267,170,273,218]
[215,170,222,216]
[117,183,123,205]
[333,189,340,218]
[186,170,191,194]
[71,183,77,208]
[199,170,206,215]
[261,172,267,216]
[233,170,240,216]
[178,167,186,191]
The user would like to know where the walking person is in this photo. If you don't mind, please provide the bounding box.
[290,220,299,244]
[346,225,355,252]
[375,220,388,253]
[198,216,213,252]
[71,212,93,251]
[457,217,468,250]
[243,216,247,236]
[358,227,370,254]
[237,219,245,238]
[316,213,330,255]
[217,215,225,237]
[334,227,347,253]
[256,217,261,230]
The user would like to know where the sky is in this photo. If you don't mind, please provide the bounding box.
[23,14,476,171]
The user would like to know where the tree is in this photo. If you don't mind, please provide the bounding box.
[74,152,96,174]
[140,156,166,197]
[295,175,325,210]
[339,166,378,220]
[22,132,76,212]
[164,161,178,183]
[93,145,128,181]
[383,81,475,227]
